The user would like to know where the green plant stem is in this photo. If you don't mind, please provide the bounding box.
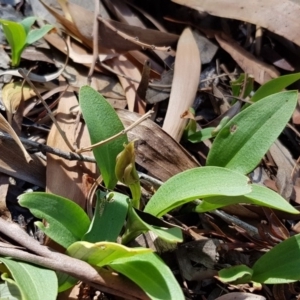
[121,229,141,245]
[130,183,141,209]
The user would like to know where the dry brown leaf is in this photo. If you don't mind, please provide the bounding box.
[172,0,300,47]
[103,0,175,65]
[0,174,11,220]
[45,1,178,53]
[269,140,296,200]
[117,109,199,181]
[2,82,46,125]
[215,33,279,85]
[0,114,32,163]
[0,139,45,187]
[46,91,97,209]
[107,54,144,113]
[162,27,201,141]
[215,292,266,300]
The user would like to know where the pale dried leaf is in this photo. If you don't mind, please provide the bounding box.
[46,92,97,209]
[117,109,199,181]
[2,82,45,124]
[172,0,300,47]
[0,139,45,187]
[215,292,266,300]
[215,33,279,85]
[0,114,32,163]
[107,54,144,113]
[269,140,296,200]
[55,1,178,52]
[163,27,201,141]
[0,174,10,220]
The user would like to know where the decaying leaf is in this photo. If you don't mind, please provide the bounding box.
[107,54,144,113]
[46,91,97,209]
[117,109,199,181]
[163,27,201,141]
[215,33,279,85]
[0,114,32,163]
[269,140,296,200]
[42,0,178,53]
[2,82,45,124]
[0,139,45,187]
[172,0,300,48]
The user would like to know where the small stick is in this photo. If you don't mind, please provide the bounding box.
[100,61,235,90]
[98,16,171,52]
[18,69,75,152]
[0,132,95,163]
[77,110,154,153]
[87,0,100,85]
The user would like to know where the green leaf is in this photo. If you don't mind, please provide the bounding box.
[79,86,128,189]
[0,276,22,300]
[0,258,57,300]
[188,127,214,143]
[26,25,54,45]
[251,73,300,103]
[20,16,37,34]
[18,192,90,248]
[218,264,253,284]
[206,91,298,174]
[67,241,151,267]
[0,19,26,67]
[144,166,251,217]
[83,191,129,243]
[122,205,183,244]
[108,252,184,300]
[252,234,300,284]
[231,74,254,98]
[56,272,77,293]
[195,184,299,214]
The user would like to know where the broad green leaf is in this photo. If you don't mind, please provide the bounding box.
[188,127,214,143]
[195,184,299,214]
[26,25,54,45]
[0,19,26,67]
[19,192,90,248]
[56,271,77,293]
[206,91,298,174]
[231,74,254,98]
[20,16,37,34]
[218,264,253,284]
[83,191,129,243]
[67,241,151,267]
[0,276,22,300]
[79,86,128,189]
[0,258,57,300]
[122,205,183,244]
[144,166,251,217]
[108,252,184,300]
[251,73,300,103]
[252,234,300,284]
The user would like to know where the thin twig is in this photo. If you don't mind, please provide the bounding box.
[77,110,154,153]
[100,62,236,90]
[87,0,100,85]
[18,69,75,152]
[0,131,95,163]
[98,16,171,52]
[0,218,147,300]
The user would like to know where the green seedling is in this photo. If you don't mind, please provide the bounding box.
[0,17,54,67]
[0,257,57,300]
[218,234,300,285]
[13,83,300,299]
